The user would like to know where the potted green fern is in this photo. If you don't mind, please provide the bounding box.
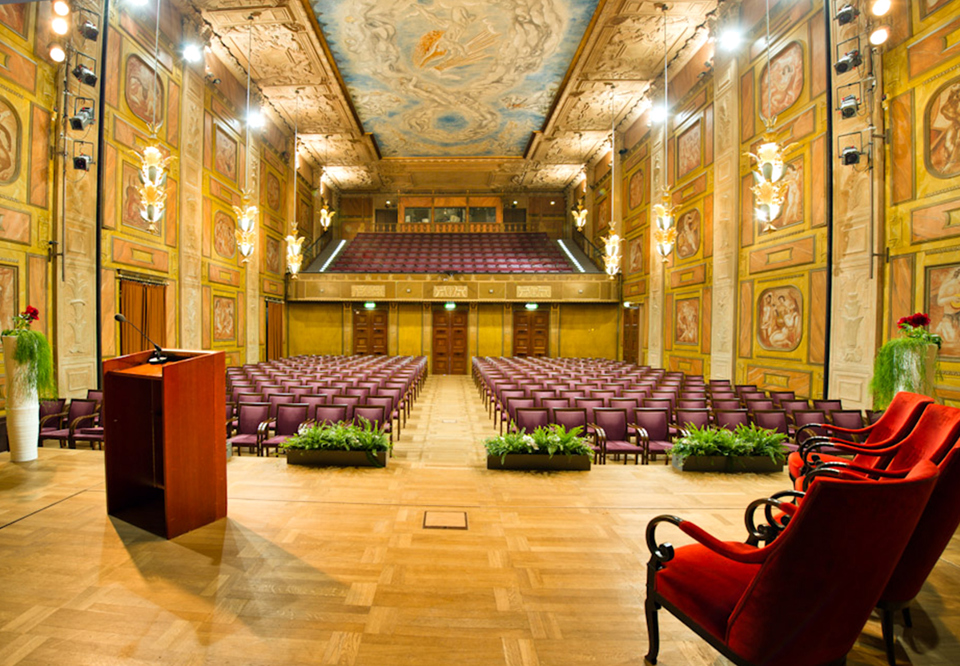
[870,312,941,410]
[2,306,56,462]
[669,423,788,473]
[284,418,391,467]
[484,424,593,470]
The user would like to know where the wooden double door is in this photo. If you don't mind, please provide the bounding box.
[513,309,549,357]
[623,306,641,365]
[432,307,468,374]
[353,307,388,355]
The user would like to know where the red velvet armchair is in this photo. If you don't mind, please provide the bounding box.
[644,462,940,666]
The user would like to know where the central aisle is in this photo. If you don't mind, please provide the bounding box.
[394,375,499,468]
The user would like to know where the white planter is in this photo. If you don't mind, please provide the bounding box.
[893,343,938,401]
[3,336,39,462]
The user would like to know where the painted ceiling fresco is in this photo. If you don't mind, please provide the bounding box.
[311,0,601,158]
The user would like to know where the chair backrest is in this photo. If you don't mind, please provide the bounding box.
[236,392,262,405]
[86,389,104,404]
[267,393,297,418]
[574,398,605,423]
[236,403,270,435]
[675,408,711,430]
[633,408,669,441]
[345,387,371,401]
[829,409,864,433]
[861,391,933,446]
[506,397,536,419]
[609,397,639,411]
[724,462,939,665]
[40,398,66,419]
[745,399,775,412]
[315,404,348,425]
[260,386,286,398]
[552,408,587,430]
[540,397,570,417]
[353,404,386,427]
[677,399,707,409]
[642,398,673,415]
[768,390,795,406]
[289,386,314,399]
[531,390,556,405]
[515,408,550,433]
[881,404,960,472]
[813,399,843,412]
[779,399,810,416]
[274,404,310,436]
[792,409,826,427]
[710,399,741,411]
[366,395,394,416]
[752,410,789,435]
[330,395,361,420]
[594,408,629,441]
[67,398,98,421]
[714,409,750,431]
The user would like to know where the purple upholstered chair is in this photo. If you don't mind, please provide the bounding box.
[514,408,550,433]
[593,408,643,465]
[229,402,269,456]
[674,408,712,433]
[714,409,750,431]
[38,398,67,446]
[632,408,672,464]
[43,399,98,449]
[259,403,310,456]
[315,404,349,426]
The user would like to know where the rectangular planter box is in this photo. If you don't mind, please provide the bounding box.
[487,454,591,471]
[672,456,784,473]
[287,449,387,467]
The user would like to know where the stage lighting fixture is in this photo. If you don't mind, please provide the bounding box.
[49,43,66,63]
[69,105,95,131]
[841,146,861,166]
[247,108,264,128]
[73,154,93,171]
[834,50,863,74]
[870,27,890,46]
[79,20,99,40]
[72,63,97,85]
[719,28,742,52]
[649,104,668,123]
[836,4,859,25]
[182,43,202,63]
[51,16,69,35]
[871,0,891,16]
[54,1,70,16]
[839,95,859,119]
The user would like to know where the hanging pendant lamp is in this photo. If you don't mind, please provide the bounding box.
[653,4,676,261]
[137,0,173,234]
[234,16,259,263]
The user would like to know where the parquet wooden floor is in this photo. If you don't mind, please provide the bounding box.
[1,375,959,665]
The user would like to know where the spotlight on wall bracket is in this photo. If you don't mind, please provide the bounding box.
[839,94,860,119]
[841,146,861,165]
[834,50,863,74]
[69,97,96,130]
[838,131,867,167]
[72,140,96,171]
[835,4,859,25]
[49,42,66,63]
[72,53,98,86]
[79,19,99,41]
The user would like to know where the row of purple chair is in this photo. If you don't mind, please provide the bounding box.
[38,389,104,449]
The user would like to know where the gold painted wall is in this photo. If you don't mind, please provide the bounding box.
[883,0,960,407]
[477,303,505,357]
[0,3,57,411]
[398,303,424,356]
[558,304,619,359]
[287,302,344,356]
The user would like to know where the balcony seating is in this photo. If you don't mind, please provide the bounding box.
[326,233,574,274]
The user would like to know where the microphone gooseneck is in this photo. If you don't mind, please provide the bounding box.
[114,313,168,364]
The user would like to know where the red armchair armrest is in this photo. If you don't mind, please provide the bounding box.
[646,515,774,565]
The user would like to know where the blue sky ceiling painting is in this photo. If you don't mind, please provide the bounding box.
[312,0,601,158]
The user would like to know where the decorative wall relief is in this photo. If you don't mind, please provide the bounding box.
[675,208,701,259]
[0,97,21,185]
[0,264,17,327]
[925,77,960,178]
[629,168,645,209]
[0,4,27,37]
[121,162,158,233]
[675,297,699,345]
[214,125,237,182]
[757,286,803,352]
[213,296,235,341]
[298,196,313,236]
[928,263,960,358]
[124,55,164,125]
[265,235,281,274]
[759,41,804,119]
[628,236,644,273]
[677,121,701,180]
[777,158,804,229]
[265,170,282,212]
[213,210,236,259]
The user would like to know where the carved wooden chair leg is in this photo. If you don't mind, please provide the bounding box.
[902,607,913,628]
[644,596,660,665]
[881,608,897,666]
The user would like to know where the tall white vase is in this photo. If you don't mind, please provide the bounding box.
[3,336,39,462]
[893,343,939,401]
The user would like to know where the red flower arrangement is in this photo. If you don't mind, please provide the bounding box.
[896,312,941,348]
[4,305,41,334]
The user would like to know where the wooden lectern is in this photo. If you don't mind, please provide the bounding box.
[103,349,227,539]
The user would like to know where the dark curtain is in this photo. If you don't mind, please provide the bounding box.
[119,280,166,355]
[267,300,283,361]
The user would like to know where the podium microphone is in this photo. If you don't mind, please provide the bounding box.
[115,313,168,364]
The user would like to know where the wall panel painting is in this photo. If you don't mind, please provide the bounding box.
[757,286,803,352]
[124,55,164,126]
[772,157,804,231]
[675,296,699,345]
[214,210,236,259]
[759,41,804,119]
[922,0,952,19]
[675,208,701,259]
[264,235,281,274]
[214,125,237,182]
[0,264,17,330]
[0,97,21,184]
[628,236,644,274]
[120,162,159,233]
[628,168,645,209]
[264,168,282,213]
[677,120,702,180]
[0,4,28,38]
[213,295,235,341]
[928,263,960,359]
[925,77,960,179]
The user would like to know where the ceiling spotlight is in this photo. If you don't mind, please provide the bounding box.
[869,27,890,46]
[53,1,70,17]
[72,63,97,86]
[79,20,99,40]
[51,16,69,35]
[649,104,668,123]
[49,43,66,63]
[247,108,264,128]
[69,106,96,131]
[836,4,859,25]
[834,50,863,74]
[719,28,742,51]
[841,146,861,166]
[839,94,859,119]
[182,43,203,63]
[871,0,891,16]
